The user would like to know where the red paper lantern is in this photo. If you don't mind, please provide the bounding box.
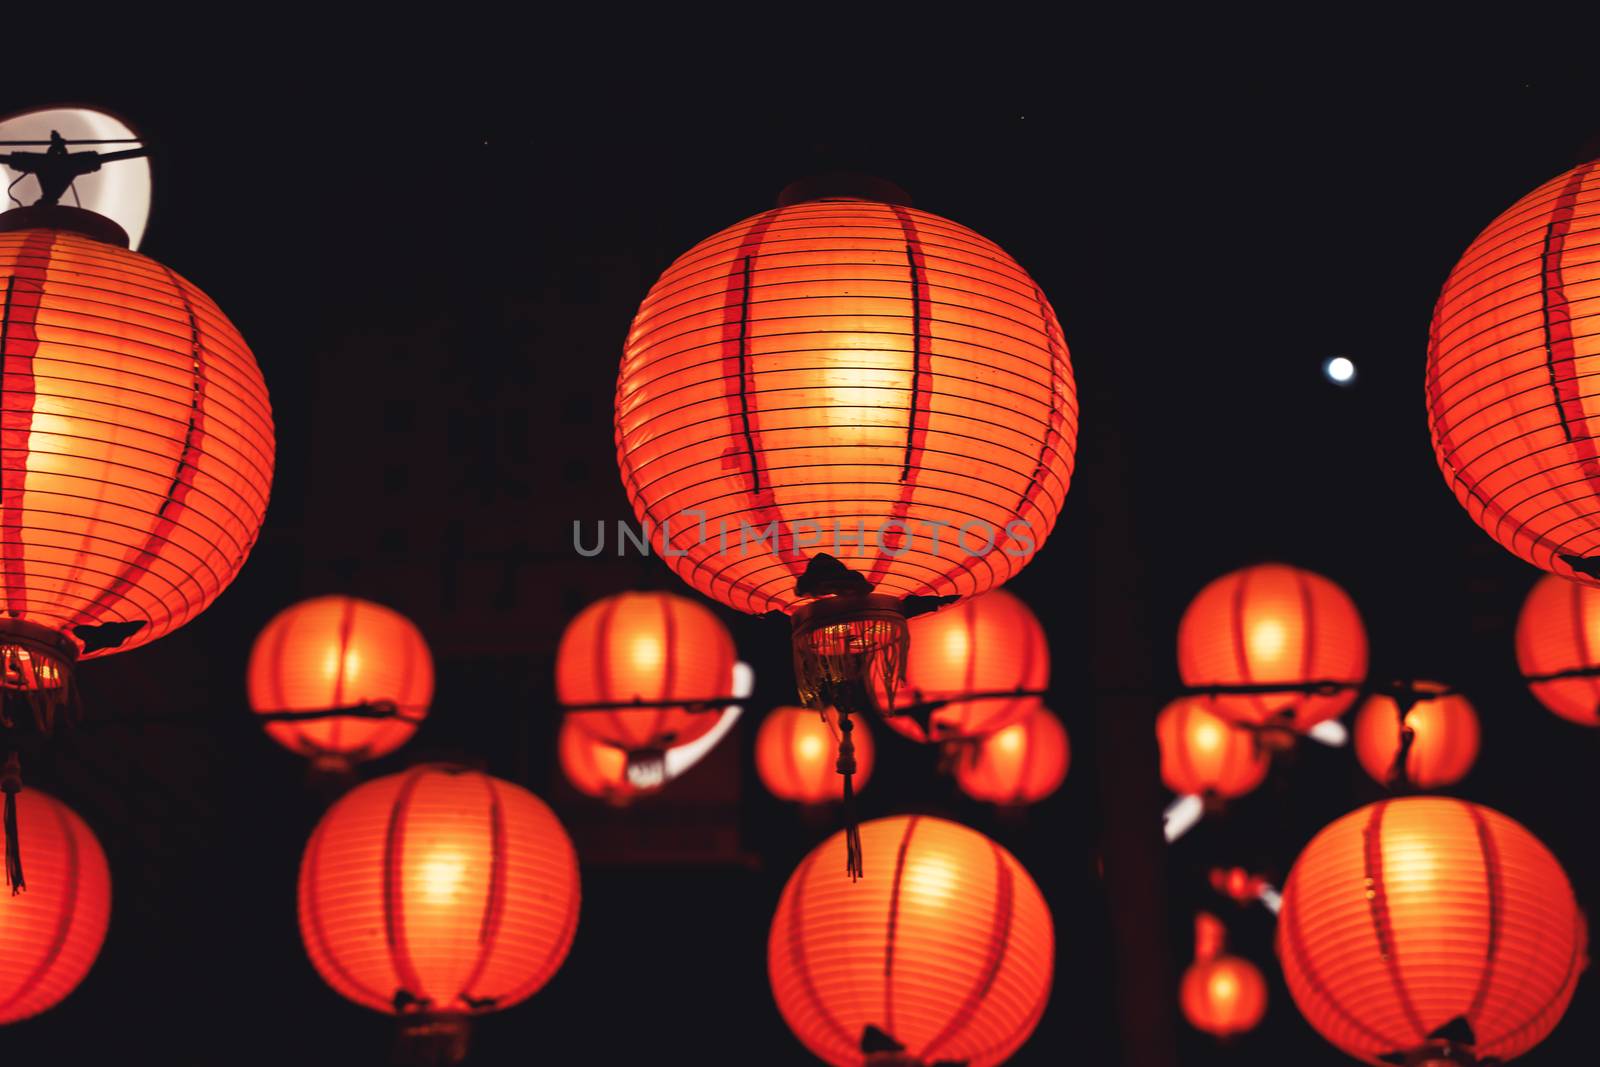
[1180,913,1266,1039]
[298,765,579,1051]
[1156,698,1268,800]
[879,588,1048,742]
[769,815,1053,1067]
[1516,573,1600,725]
[247,595,433,768]
[1277,797,1586,1064]
[756,706,874,804]
[1177,563,1367,732]
[954,705,1069,806]
[1426,158,1600,582]
[0,788,110,1024]
[1353,682,1479,789]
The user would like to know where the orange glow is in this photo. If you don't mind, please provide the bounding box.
[880,589,1049,742]
[0,789,111,1024]
[557,718,639,805]
[1353,682,1479,789]
[615,197,1077,618]
[297,765,579,1018]
[1277,798,1585,1064]
[556,591,735,755]
[247,595,433,764]
[954,705,1069,806]
[1426,158,1600,583]
[1516,573,1600,725]
[768,816,1054,1067]
[1156,698,1268,799]
[0,222,274,672]
[1177,563,1367,730]
[1180,912,1266,1038]
[755,706,874,804]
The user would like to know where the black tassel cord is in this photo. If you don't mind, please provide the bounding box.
[835,711,863,880]
[2,751,23,893]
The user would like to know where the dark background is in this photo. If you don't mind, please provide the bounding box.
[4,59,1600,1064]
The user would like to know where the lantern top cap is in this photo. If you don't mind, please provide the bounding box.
[777,172,913,208]
[0,204,129,247]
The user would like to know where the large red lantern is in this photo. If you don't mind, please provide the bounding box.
[1156,697,1269,800]
[1353,682,1479,789]
[1277,797,1587,1064]
[1426,157,1600,582]
[1180,913,1266,1039]
[1177,563,1367,733]
[953,704,1069,806]
[298,765,579,1060]
[756,706,874,804]
[1516,573,1600,725]
[0,788,110,1024]
[769,815,1053,1067]
[247,595,433,769]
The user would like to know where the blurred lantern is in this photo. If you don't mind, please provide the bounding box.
[0,789,109,1023]
[1425,157,1600,584]
[1209,867,1270,906]
[1353,681,1479,789]
[555,590,737,788]
[247,595,433,771]
[298,765,579,1064]
[1516,573,1600,725]
[1177,563,1367,736]
[558,718,638,805]
[1180,913,1266,1039]
[953,704,1069,806]
[615,179,1077,874]
[1277,797,1587,1065]
[878,588,1049,743]
[769,815,1053,1066]
[756,706,874,804]
[1157,698,1268,801]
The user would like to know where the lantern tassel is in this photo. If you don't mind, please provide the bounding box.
[2,752,23,894]
[837,711,863,880]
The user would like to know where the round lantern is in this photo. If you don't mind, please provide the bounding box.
[247,595,433,769]
[757,706,875,804]
[1177,562,1367,733]
[1516,573,1600,725]
[1156,698,1269,800]
[954,704,1069,806]
[1426,157,1600,583]
[1180,913,1266,1039]
[878,588,1049,743]
[769,815,1053,1067]
[0,788,110,1024]
[555,590,736,786]
[298,765,579,1057]
[1277,797,1587,1064]
[1353,681,1479,789]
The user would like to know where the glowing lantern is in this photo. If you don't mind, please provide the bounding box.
[1277,797,1587,1064]
[755,706,874,804]
[247,595,433,770]
[1180,913,1266,1039]
[555,590,736,786]
[1156,698,1268,800]
[0,788,109,1023]
[1353,682,1479,789]
[769,815,1053,1067]
[1426,157,1600,583]
[954,705,1069,806]
[298,765,579,1060]
[1177,563,1367,734]
[879,588,1048,743]
[1516,573,1600,725]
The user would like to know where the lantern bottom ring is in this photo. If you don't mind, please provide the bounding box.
[393,1012,471,1067]
[790,593,909,716]
[0,619,79,734]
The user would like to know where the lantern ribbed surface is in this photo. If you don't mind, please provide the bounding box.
[616,196,1077,617]
[768,815,1054,1067]
[879,588,1048,742]
[247,595,433,763]
[1177,563,1367,729]
[0,789,111,1024]
[1156,697,1268,799]
[555,590,735,754]
[1277,798,1586,1064]
[1516,573,1600,725]
[557,718,637,804]
[297,765,580,1017]
[0,224,273,659]
[1353,682,1479,789]
[954,705,1069,806]
[1181,956,1267,1038]
[1426,158,1600,582]
[755,705,874,804]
